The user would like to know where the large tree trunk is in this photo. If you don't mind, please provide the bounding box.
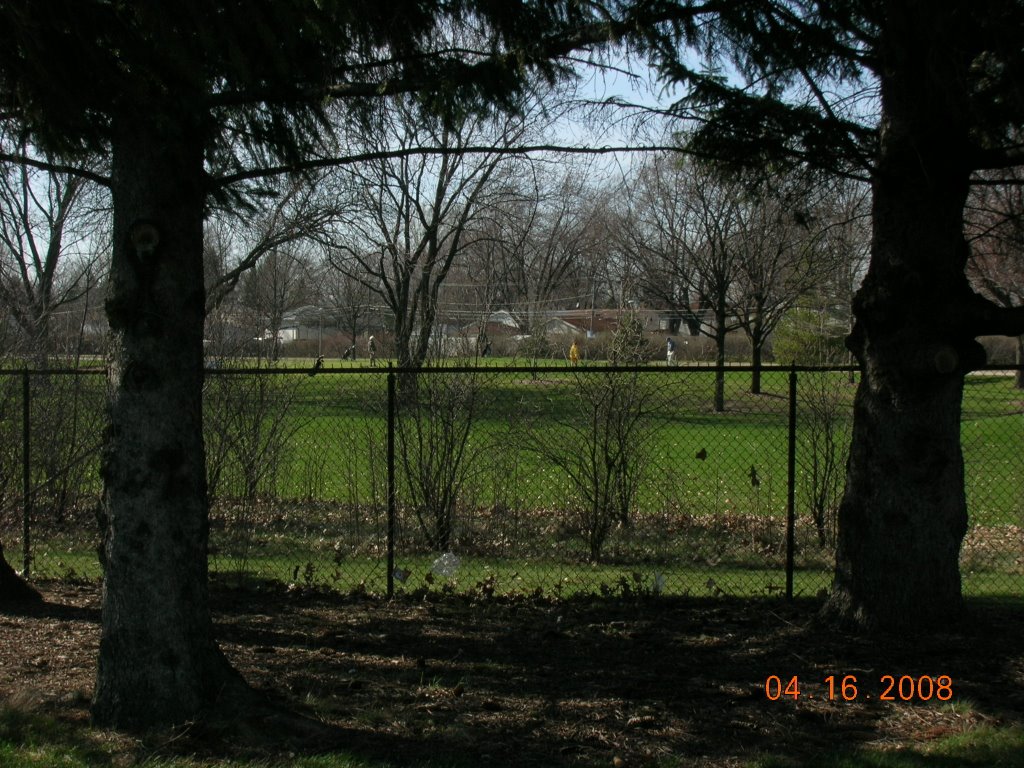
[827,357,971,629]
[749,303,765,395]
[92,108,245,729]
[713,309,727,412]
[825,6,980,630]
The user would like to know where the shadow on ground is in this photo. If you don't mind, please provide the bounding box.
[210,586,1024,767]
[2,583,1023,767]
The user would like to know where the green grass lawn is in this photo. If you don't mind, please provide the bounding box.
[8,363,1021,529]
[28,534,1023,601]
[221,365,801,509]
[748,726,1024,768]
[202,365,1023,527]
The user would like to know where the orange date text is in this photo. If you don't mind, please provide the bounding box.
[763,674,953,702]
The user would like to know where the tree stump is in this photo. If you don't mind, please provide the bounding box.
[0,542,41,603]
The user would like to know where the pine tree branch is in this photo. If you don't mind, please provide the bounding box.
[0,152,110,186]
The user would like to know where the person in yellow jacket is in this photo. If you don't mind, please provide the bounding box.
[569,340,580,366]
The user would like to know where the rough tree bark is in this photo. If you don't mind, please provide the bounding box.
[825,6,987,630]
[713,303,728,412]
[91,107,246,728]
[749,301,765,395]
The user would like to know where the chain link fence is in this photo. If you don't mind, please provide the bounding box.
[1,365,1021,600]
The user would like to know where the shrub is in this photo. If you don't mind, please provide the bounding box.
[522,369,654,562]
[772,308,848,365]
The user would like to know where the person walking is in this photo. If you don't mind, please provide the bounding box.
[368,335,377,366]
[666,336,677,366]
[569,340,580,366]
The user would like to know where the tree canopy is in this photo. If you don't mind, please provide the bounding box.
[0,0,638,184]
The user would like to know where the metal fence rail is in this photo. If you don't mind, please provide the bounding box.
[1,364,1021,600]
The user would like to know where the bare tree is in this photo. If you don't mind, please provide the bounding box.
[799,371,851,549]
[621,153,706,338]
[444,219,509,356]
[730,173,825,393]
[239,247,314,361]
[0,138,108,363]
[679,160,746,410]
[587,186,636,312]
[326,97,528,368]
[203,362,306,578]
[204,174,338,315]
[485,161,600,335]
[200,173,344,361]
[318,264,375,358]
[396,371,485,551]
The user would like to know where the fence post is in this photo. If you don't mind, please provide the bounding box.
[21,369,31,579]
[785,365,797,600]
[386,366,396,598]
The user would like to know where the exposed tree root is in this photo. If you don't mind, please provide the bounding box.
[0,542,42,604]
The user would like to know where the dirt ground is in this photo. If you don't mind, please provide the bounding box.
[1,582,1023,767]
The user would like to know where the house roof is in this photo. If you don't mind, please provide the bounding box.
[542,317,581,336]
[486,310,522,328]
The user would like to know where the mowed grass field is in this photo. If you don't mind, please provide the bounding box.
[10,360,1021,524]
[204,362,1024,524]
